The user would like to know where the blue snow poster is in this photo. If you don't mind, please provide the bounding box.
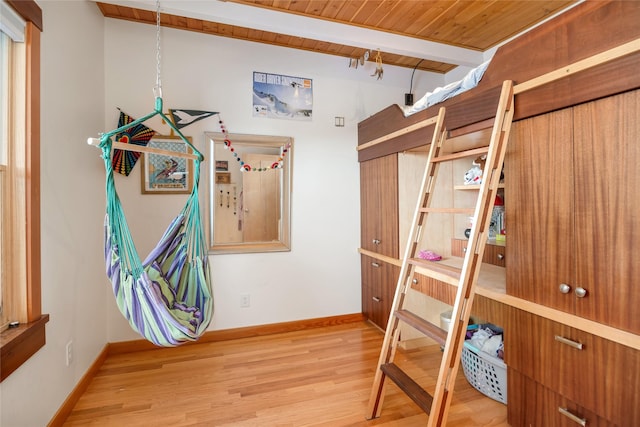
[253,72,313,121]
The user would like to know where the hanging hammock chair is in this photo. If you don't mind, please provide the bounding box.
[94,97,213,347]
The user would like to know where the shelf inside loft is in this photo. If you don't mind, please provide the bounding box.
[414,256,506,298]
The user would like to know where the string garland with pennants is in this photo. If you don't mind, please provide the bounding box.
[168,109,292,172]
[217,116,291,172]
[168,108,292,172]
[112,109,156,176]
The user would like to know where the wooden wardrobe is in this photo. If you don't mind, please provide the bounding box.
[357,1,640,425]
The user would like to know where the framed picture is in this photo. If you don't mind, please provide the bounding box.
[215,160,228,171]
[215,172,231,184]
[141,136,194,194]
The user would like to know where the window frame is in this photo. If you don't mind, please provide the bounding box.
[0,0,46,382]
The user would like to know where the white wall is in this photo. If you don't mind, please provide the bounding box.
[1,2,444,426]
[102,18,444,340]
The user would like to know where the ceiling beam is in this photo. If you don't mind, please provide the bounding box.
[97,0,485,67]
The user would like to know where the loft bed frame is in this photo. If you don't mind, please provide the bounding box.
[357,1,640,162]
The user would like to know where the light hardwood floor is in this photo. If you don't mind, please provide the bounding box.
[63,321,508,426]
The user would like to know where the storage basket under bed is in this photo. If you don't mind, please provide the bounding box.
[461,341,507,404]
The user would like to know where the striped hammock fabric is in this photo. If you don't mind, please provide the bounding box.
[98,112,213,346]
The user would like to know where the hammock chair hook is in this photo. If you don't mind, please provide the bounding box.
[154,95,163,113]
[153,86,163,102]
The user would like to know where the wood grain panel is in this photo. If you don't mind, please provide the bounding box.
[357,87,502,162]
[469,296,508,328]
[361,254,399,330]
[411,273,456,306]
[508,369,616,427]
[451,238,505,267]
[505,109,574,313]
[482,0,640,118]
[484,1,640,90]
[230,0,574,51]
[95,2,452,74]
[361,254,382,329]
[572,90,640,334]
[360,154,399,257]
[408,276,509,329]
[506,308,640,426]
[357,2,640,163]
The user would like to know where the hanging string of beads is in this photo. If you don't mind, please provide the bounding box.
[218,116,291,172]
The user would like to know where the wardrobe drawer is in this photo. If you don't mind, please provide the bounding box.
[410,273,455,306]
[508,369,616,427]
[506,309,640,425]
[361,255,399,330]
[451,238,506,267]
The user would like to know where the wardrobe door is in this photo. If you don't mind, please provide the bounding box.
[572,90,640,334]
[360,154,399,258]
[505,110,574,313]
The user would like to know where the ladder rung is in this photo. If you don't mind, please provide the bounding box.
[432,146,489,163]
[380,363,434,414]
[419,207,475,214]
[395,309,447,346]
[408,259,461,286]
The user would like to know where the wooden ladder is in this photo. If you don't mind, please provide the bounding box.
[366,80,515,426]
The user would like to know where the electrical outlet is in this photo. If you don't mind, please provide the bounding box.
[66,341,73,366]
[240,293,250,308]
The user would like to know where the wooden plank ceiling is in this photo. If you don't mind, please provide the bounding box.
[96,0,576,74]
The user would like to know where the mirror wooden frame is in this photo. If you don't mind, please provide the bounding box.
[206,132,293,254]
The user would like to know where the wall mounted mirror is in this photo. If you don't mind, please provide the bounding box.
[206,132,292,254]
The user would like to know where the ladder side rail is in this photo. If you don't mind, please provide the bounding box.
[366,107,447,419]
[428,80,515,427]
[512,38,640,95]
[394,106,448,313]
[382,106,447,334]
[458,80,515,305]
[357,115,440,151]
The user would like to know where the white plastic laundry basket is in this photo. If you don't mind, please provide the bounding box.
[461,341,507,404]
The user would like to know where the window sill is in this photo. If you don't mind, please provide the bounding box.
[0,314,49,382]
